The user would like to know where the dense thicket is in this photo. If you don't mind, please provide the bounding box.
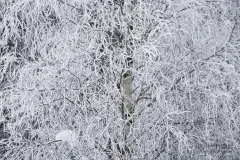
[0,0,240,159]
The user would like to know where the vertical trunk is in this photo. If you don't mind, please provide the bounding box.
[121,2,135,159]
[116,1,137,159]
[122,55,133,158]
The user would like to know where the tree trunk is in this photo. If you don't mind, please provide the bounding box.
[121,1,136,159]
[122,55,134,159]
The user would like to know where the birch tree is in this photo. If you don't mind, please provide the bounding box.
[0,0,240,159]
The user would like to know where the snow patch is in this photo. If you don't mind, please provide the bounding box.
[55,130,78,147]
